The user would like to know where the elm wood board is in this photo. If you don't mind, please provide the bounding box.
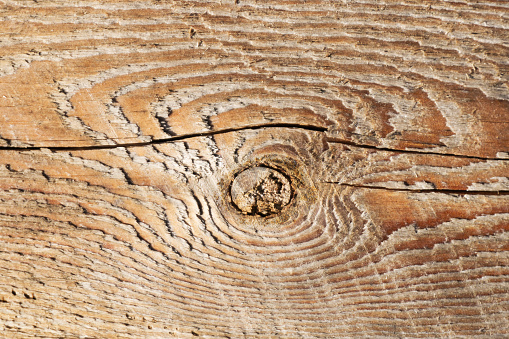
[0,0,508,338]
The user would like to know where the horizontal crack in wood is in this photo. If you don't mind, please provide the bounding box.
[324,182,509,195]
[0,123,327,152]
[1,125,507,164]
[325,137,508,161]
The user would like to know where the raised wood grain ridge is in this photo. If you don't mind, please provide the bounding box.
[0,1,508,338]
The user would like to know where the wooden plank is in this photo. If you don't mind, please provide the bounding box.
[0,0,507,158]
[0,0,508,338]
[0,128,508,337]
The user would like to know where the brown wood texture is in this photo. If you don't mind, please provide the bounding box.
[0,1,508,338]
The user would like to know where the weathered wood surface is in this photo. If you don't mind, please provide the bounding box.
[0,0,508,338]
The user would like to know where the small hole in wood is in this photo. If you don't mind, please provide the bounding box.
[230,166,292,216]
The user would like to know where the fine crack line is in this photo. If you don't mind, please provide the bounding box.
[2,125,508,164]
[325,137,509,161]
[323,182,509,195]
[0,123,327,152]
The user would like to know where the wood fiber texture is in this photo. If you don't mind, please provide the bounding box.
[0,0,508,338]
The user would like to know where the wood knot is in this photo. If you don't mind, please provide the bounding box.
[230,166,292,216]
